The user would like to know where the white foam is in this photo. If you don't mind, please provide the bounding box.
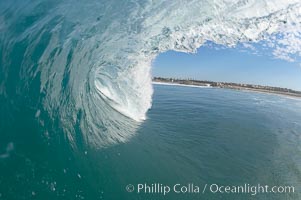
[4,0,301,147]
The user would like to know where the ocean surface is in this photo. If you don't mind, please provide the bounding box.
[1,84,301,200]
[1,1,301,199]
[1,0,301,148]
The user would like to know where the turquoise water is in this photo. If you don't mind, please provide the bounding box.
[1,84,301,200]
[1,1,301,199]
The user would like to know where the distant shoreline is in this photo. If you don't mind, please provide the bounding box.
[153,77,301,99]
[152,81,211,88]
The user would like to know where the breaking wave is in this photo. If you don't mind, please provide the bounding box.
[0,0,301,147]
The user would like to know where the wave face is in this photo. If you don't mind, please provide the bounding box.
[1,0,301,147]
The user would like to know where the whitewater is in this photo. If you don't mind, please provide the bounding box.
[0,0,301,147]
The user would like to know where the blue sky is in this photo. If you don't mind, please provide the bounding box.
[152,43,301,91]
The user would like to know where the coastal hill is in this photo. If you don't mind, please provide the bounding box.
[153,77,301,98]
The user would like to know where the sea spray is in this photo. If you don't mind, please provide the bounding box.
[1,0,301,147]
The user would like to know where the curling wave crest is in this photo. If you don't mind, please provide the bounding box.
[0,0,301,147]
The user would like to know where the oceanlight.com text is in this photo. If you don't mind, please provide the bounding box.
[125,183,295,196]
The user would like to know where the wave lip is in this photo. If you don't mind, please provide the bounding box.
[1,0,301,147]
